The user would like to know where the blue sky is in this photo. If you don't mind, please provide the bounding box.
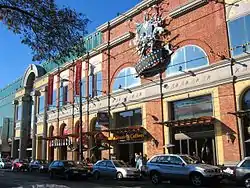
[0,0,141,89]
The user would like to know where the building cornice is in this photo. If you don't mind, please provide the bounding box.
[97,0,162,32]
[169,0,208,18]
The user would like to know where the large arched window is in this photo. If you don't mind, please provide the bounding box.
[166,45,209,76]
[113,67,140,91]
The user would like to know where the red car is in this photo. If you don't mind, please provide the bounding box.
[12,159,29,172]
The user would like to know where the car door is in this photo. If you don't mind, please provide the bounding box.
[168,156,189,180]
[97,161,107,177]
[106,161,117,178]
[51,161,60,176]
[57,161,65,176]
[237,159,250,179]
[157,155,172,179]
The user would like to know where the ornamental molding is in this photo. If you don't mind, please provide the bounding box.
[97,0,162,31]
[169,0,208,18]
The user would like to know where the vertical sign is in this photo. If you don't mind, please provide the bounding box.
[47,74,54,105]
[75,60,82,96]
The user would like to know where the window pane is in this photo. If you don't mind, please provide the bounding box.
[82,78,86,102]
[126,68,139,88]
[38,96,44,114]
[186,46,208,69]
[245,15,250,53]
[89,75,93,97]
[59,87,63,107]
[243,90,250,110]
[17,105,22,120]
[167,48,185,75]
[113,70,125,91]
[63,85,68,105]
[96,72,102,96]
[228,16,247,56]
[115,108,142,128]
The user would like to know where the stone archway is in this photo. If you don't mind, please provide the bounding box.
[59,123,67,160]
[48,125,54,162]
[18,64,46,159]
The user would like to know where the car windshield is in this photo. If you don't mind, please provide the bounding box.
[113,160,128,167]
[64,161,76,167]
[180,155,196,164]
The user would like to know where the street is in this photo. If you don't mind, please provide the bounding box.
[0,170,244,188]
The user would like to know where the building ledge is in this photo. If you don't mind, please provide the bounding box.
[97,0,162,31]
[169,0,208,18]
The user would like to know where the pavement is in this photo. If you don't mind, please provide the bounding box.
[0,169,244,188]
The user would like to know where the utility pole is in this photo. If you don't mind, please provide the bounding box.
[159,71,165,154]
[107,21,111,159]
[79,77,83,161]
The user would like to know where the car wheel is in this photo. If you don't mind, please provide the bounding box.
[93,171,100,180]
[49,172,54,179]
[116,172,123,180]
[150,171,161,185]
[244,176,250,188]
[190,173,203,187]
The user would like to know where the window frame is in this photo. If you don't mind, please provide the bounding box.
[166,45,209,77]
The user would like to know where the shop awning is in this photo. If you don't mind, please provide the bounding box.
[155,116,215,127]
[228,109,250,118]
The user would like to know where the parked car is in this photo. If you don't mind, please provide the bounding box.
[28,160,49,173]
[92,160,140,180]
[0,158,12,169]
[11,159,29,172]
[76,161,93,176]
[48,160,88,180]
[147,154,223,187]
[229,156,250,188]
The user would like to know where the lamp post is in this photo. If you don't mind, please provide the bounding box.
[79,78,83,161]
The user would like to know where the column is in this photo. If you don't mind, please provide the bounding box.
[42,87,48,160]
[31,90,40,160]
[19,95,32,159]
[11,100,18,158]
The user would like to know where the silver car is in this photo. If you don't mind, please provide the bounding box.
[233,157,250,188]
[92,160,140,180]
[147,154,223,186]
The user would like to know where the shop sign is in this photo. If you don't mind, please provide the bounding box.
[132,6,172,77]
[97,111,109,125]
[108,133,145,141]
[50,138,72,147]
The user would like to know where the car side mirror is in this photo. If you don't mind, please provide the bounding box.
[181,163,185,167]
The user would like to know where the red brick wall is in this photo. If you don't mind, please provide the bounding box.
[102,1,229,83]
[145,100,165,158]
[218,83,240,163]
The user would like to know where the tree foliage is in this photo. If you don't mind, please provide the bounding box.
[0,0,89,63]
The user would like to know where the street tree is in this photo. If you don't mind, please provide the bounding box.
[0,0,89,63]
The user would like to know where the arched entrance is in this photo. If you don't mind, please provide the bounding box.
[59,123,67,160]
[241,89,250,156]
[48,126,54,162]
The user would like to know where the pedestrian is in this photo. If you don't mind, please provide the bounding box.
[135,153,139,170]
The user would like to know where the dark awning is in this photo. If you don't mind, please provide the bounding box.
[155,116,214,127]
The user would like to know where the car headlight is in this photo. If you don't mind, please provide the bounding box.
[41,166,44,169]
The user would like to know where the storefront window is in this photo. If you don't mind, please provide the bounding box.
[172,95,213,120]
[17,105,22,121]
[115,108,142,128]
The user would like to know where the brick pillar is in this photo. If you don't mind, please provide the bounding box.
[218,83,240,164]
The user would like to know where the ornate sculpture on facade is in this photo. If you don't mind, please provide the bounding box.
[132,5,173,77]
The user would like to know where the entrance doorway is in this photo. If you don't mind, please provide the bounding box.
[117,142,143,165]
[172,125,217,165]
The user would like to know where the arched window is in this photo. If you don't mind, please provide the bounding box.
[113,67,140,91]
[166,45,209,76]
[242,89,250,110]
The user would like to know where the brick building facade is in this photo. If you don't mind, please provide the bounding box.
[9,0,250,166]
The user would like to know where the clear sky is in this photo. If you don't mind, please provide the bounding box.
[0,0,141,89]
